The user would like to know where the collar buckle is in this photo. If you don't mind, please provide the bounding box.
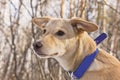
[69,72,79,80]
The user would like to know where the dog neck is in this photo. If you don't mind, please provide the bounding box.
[55,32,97,72]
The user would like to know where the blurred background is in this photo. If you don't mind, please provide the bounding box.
[0,0,120,80]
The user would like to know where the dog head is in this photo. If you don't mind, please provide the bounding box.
[32,17,98,58]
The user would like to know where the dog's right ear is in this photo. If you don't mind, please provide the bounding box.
[70,17,98,32]
[32,17,50,27]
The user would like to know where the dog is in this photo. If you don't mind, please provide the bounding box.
[32,17,120,80]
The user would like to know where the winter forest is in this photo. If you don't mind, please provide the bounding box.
[0,0,120,80]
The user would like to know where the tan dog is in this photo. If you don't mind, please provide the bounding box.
[32,17,120,80]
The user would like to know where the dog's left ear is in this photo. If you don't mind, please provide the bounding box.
[70,18,98,32]
[32,17,50,27]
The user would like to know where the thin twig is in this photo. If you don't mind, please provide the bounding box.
[97,0,120,14]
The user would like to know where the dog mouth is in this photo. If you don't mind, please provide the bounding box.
[39,53,58,57]
[34,50,59,57]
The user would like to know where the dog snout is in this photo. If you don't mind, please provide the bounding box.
[33,41,43,49]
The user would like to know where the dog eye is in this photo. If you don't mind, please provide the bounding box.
[42,29,46,34]
[55,30,65,36]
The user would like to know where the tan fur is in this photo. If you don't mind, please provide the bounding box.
[32,17,120,80]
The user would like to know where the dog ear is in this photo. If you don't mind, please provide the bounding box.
[32,17,50,27]
[70,18,98,32]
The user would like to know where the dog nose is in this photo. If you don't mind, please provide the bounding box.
[33,41,43,49]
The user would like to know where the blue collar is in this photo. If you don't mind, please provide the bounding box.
[69,33,107,79]
[69,49,99,79]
